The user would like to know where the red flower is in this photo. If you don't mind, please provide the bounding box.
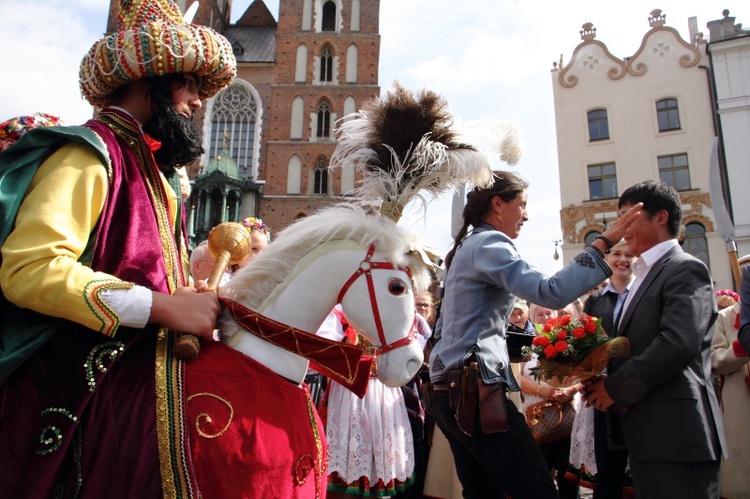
[584,321,597,333]
[572,327,586,339]
[556,330,568,340]
[542,318,556,333]
[555,340,568,352]
[544,345,557,358]
[532,336,550,347]
[558,315,571,326]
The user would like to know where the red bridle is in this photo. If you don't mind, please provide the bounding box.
[337,244,417,354]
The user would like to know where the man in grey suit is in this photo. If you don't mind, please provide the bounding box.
[737,265,750,352]
[585,181,726,499]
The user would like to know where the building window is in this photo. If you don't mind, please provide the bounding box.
[683,222,708,267]
[584,231,601,245]
[345,44,358,83]
[587,109,609,141]
[351,0,361,31]
[287,155,302,194]
[314,161,329,195]
[656,99,680,132]
[295,44,308,82]
[290,96,304,139]
[209,82,258,178]
[317,102,331,138]
[320,47,333,82]
[322,1,336,31]
[658,153,690,191]
[588,163,618,200]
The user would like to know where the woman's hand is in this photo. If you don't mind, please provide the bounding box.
[549,386,575,403]
[601,202,643,244]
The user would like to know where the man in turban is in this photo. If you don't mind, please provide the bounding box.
[0,0,238,496]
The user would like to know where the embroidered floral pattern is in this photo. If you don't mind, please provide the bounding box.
[37,407,79,455]
[84,341,125,393]
[186,392,235,439]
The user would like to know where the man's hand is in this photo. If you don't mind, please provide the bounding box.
[583,376,615,411]
[150,286,220,341]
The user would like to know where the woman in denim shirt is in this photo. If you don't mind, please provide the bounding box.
[428,171,640,498]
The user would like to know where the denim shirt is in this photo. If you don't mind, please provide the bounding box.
[429,223,612,389]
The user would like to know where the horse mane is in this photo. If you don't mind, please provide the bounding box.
[220,204,432,311]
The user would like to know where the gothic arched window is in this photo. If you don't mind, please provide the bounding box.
[317,102,331,139]
[320,46,333,82]
[322,1,336,31]
[314,160,329,195]
[209,82,258,178]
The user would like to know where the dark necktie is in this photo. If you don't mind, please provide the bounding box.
[613,289,629,333]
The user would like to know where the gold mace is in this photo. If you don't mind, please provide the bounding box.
[173,222,252,360]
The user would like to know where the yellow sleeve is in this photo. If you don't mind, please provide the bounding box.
[0,142,131,335]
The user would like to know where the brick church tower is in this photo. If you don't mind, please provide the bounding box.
[104,0,381,243]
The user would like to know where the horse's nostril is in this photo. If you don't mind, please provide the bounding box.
[406,358,421,377]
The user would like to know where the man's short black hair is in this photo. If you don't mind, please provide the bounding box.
[618,180,682,238]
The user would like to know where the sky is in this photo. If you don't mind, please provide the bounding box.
[1,0,747,276]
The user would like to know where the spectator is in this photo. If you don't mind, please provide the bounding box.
[510,298,535,333]
[711,266,750,499]
[521,304,581,499]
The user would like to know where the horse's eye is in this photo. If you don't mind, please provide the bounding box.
[388,278,407,296]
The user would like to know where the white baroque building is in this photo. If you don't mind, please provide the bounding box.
[707,10,750,259]
[551,9,732,290]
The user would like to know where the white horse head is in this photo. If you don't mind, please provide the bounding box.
[218,204,431,388]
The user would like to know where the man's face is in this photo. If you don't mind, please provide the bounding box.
[618,203,662,258]
[143,73,204,172]
[192,257,214,283]
[509,306,528,327]
[172,74,202,120]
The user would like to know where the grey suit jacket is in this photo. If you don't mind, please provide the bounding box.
[605,246,727,462]
[738,266,750,352]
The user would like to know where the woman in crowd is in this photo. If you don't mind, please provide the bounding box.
[520,304,581,499]
[711,273,750,498]
[427,171,640,498]
[395,292,435,498]
[568,238,635,498]
[320,307,416,498]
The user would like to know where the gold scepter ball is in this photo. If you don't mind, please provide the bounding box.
[173,222,252,360]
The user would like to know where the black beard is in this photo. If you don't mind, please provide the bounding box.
[143,105,204,174]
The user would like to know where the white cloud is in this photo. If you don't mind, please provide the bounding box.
[0,2,106,124]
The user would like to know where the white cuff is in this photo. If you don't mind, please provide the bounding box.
[100,285,153,329]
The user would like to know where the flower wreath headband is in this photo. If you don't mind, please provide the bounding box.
[242,216,269,239]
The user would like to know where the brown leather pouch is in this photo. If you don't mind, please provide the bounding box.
[478,381,509,433]
[456,362,479,436]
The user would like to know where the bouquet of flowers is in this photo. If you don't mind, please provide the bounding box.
[521,313,629,387]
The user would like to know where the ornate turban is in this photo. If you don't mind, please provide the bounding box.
[79,0,236,107]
